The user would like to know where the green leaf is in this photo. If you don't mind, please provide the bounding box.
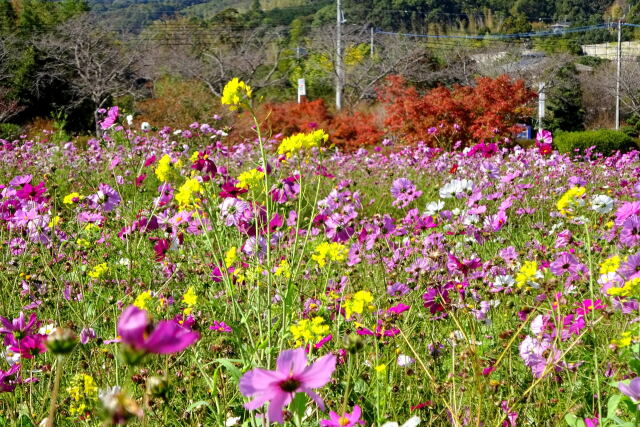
[186,400,212,413]
[290,392,308,420]
[629,359,640,375]
[564,414,578,426]
[608,394,623,418]
[216,358,243,381]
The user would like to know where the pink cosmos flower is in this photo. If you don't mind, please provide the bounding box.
[239,348,336,424]
[117,305,199,357]
[100,106,119,130]
[320,405,364,426]
[536,129,552,145]
[618,377,640,402]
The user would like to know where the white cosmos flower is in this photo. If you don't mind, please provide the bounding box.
[38,324,56,335]
[439,179,474,199]
[381,416,421,427]
[397,354,415,367]
[126,114,133,126]
[591,195,614,214]
[493,275,515,289]
[425,200,445,216]
[4,345,20,364]
[225,417,241,426]
[140,122,151,131]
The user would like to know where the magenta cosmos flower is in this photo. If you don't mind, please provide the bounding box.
[239,348,336,424]
[117,306,199,360]
[320,405,364,426]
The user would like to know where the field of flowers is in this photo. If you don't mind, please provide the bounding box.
[2,80,640,427]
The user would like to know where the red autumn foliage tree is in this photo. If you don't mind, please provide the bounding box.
[377,74,537,148]
[230,98,383,151]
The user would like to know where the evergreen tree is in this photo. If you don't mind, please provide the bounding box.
[543,63,585,132]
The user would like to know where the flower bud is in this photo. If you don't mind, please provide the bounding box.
[46,328,77,355]
[146,376,168,398]
[346,334,364,354]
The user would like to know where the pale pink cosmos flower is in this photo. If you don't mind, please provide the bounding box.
[239,348,336,424]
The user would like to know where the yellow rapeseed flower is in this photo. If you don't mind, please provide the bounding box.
[87,263,108,279]
[63,192,83,204]
[182,286,197,307]
[599,255,621,275]
[344,290,374,320]
[556,186,585,216]
[277,130,329,158]
[516,261,538,288]
[607,277,640,298]
[312,241,348,267]
[175,178,202,208]
[221,78,252,111]
[275,259,291,278]
[290,316,329,346]
[154,154,174,182]
[236,168,265,189]
[133,290,152,310]
[225,247,237,268]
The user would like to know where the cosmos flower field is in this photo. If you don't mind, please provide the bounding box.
[3,85,640,426]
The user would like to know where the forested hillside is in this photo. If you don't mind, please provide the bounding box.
[84,0,628,33]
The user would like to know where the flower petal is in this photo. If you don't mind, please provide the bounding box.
[143,321,199,354]
[299,353,336,388]
[276,348,308,376]
[239,368,282,396]
[267,391,291,425]
[302,387,325,411]
[117,305,148,348]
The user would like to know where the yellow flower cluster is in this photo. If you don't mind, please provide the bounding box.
[275,259,291,279]
[516,260,538,288]
[607,277,640,298]
[344,290,374,320]
[312,242,348,267]
[133,290,153,310]
[221,78,252,111]
[182,286,197,315]
[155,154,182,182]
[87,263,108,279]
[48,216,61,228]
[277,130,329,158]
[556,186,585,216]
[599,255,621,274]
[175,178,202,208]
[225,247,237,268]
[237,168,265,189]
[63,192,84,204]
[290,316,329,346]
[66,374,98,419]
[611,330,638,347]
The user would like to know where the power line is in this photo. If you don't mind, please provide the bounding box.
[374,23,613,40]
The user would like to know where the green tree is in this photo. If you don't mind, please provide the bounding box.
[543,63,585,132]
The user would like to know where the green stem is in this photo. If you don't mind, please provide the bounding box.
[584,222,602,419]
[46,356,64,427]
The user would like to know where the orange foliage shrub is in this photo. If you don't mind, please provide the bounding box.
[230,98,383,151]
[329,111,384,150]
[136,77,223,129]
[377,74,537,148]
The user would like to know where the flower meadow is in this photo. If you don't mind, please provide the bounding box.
[2,83,640,427]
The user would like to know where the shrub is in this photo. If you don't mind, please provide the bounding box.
[0,123,22,141]
[231,99,383,151]
[328,111,384,150]
[554,129,638,155]
[377,74,536,148]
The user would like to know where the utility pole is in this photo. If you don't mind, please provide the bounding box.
[616,18,622,130]
[370,26,374,56]
[336,0,343,111]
